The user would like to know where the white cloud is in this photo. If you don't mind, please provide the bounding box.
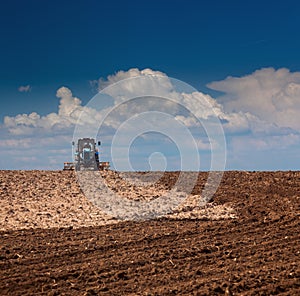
[231,133,300,152]
[2,67,300,170]
[4,86,88,135]
[0,133,73,170]
[207,67,300,131]
[95,68,170,92]
[18,85,31,92]
[4,68,259,135]
[94,68,257,135]
[0,138,32,148]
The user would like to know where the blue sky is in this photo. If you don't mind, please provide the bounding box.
[0,0,300,170]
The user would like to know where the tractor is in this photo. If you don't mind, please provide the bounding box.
[63,138,109,171]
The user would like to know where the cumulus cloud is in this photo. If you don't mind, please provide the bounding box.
[93,68,259,135]
[18,85,31,92]
[4,87,88,135]
[94,68,170,91]
[2,67,300,170]
[207,67,300,131]
[4,68,291,141]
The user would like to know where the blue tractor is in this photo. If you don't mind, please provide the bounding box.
[63,138,109,171]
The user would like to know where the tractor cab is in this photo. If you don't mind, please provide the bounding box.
[75,138,99,171]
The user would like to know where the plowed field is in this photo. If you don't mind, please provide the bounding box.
[0,171,299,295]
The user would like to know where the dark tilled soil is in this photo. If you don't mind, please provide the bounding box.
[0,171,299,295]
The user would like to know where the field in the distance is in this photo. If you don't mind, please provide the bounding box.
[0,170,299,295]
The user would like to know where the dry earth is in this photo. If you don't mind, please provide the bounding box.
[0,170,235,230]
[0,170,299,295]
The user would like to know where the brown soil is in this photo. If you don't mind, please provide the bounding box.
[0,170,235,230]
[0,170,299,295]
